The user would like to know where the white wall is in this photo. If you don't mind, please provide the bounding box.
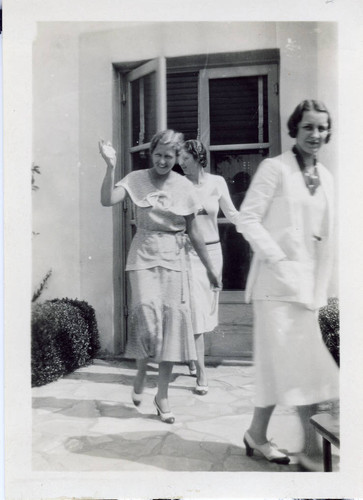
[32,23,82,301]
[32,22,124,304]
[277,22,337,172]
[33,21,337,353]
[317,22,338,176]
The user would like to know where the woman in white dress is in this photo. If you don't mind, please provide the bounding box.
[238,100,339,470]
[99,130,220,424]
[179,140,241,395]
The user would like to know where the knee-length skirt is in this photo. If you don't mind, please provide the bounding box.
[188,242,223,334]
[124,267,197,363]
[253,300,339,407]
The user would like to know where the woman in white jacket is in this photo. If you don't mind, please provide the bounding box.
[238,100,339,471]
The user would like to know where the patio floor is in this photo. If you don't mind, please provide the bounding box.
[32,358,339,472]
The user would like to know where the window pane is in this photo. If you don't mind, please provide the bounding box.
[209,76,268,145]
[131,79,140,147]
[144,72,157,143]
[211,150,265,197]
[219,225,251,290]
[130,151,149,222]
[211,150,266,291]
[167,72,199,140]
[131,72,157,147]
[131,150,149,171]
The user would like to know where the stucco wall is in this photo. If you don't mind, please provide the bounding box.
[32,24,82,301]
[278,22,338,171]
[33,21,338,353]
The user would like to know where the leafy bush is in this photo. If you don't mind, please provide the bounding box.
[31,298,101,387]
[319,297,340,366]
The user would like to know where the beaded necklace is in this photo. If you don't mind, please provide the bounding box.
[292,145,321,196]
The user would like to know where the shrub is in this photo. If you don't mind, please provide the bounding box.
[31,298,101,387]
[319,297,340,366]
[32,269,52,303]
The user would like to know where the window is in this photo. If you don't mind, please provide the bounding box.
[209,75,268,145]
[165,54,280,290]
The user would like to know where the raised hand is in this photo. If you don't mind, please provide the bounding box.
[99,139,117,167]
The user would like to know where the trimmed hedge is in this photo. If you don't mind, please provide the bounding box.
[319,297,340,366]
[31,298,101,387]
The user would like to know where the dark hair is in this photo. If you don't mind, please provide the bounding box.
[182,139,208,168]
[287,100,332,143]
[150,129,184,155]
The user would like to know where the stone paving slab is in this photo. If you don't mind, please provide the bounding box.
[32,358,337,472]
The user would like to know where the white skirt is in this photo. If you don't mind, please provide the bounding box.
[253,300,339,407]
[188,242,223,335]
[125,268,197,363]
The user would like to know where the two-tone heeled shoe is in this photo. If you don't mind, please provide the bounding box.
[243,431,290,464]
[153,397,175,424]
[194,383,208,396]
[131,389,143,407]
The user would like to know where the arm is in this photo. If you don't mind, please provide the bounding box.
[237,160,286,263]
[99,140,127,206]
[185,213,221,289]
[217,176,242,226]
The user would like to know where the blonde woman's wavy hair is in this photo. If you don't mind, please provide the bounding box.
[150,130,184,155]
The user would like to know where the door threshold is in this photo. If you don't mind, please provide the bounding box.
[204,356,253,366]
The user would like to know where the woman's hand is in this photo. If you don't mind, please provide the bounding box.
[99,139,127,206]
[99,139,117,167]
[207,268,222,290]
[185,214,223,289]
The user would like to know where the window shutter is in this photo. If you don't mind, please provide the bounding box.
[209,76,268,145]
[167,72,199,140]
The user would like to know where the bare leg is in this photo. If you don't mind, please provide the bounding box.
[247,405,275,444]
[194,333,208,386]
[189,360,197,374]
[245,404,290,463]
[297,404,322,457]
[133,358,148,394]
[156,361,174,413]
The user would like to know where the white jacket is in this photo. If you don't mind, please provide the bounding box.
[237,150,335,309]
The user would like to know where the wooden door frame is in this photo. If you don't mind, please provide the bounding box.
[112,49,280,354]
[112,58,167,354]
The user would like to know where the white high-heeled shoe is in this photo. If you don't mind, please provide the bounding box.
[243,431,290,464]
[153,397,175,424]
[194,383,208,396]
[131,389,143,407]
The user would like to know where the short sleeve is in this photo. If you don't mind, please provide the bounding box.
[115,171,154,207]
[115,170,201,215]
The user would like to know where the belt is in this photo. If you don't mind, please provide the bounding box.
[136,228,189,304]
